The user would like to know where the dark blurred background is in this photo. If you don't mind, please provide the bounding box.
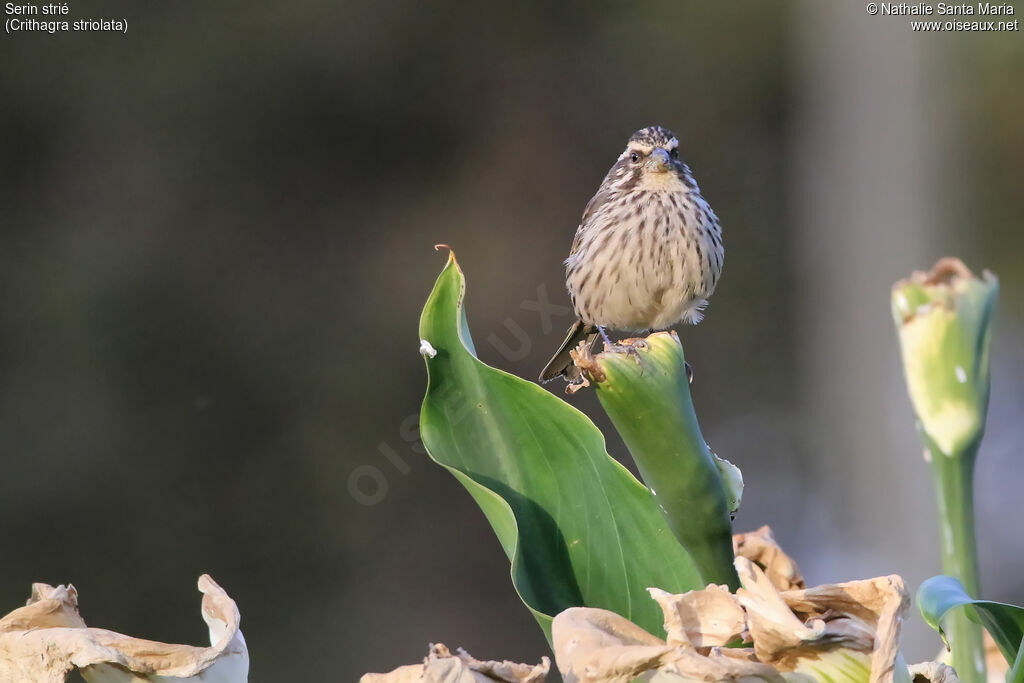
[2,2,1022,679]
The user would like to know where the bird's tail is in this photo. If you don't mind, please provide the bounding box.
[538,319,597,383]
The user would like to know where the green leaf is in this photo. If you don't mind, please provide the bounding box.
[418,251,704,639]
[593,334,740,590]
[917,575,1024,675]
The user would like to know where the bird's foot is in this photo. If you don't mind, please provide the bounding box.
[603,337,648,365]
[616,336,649,348]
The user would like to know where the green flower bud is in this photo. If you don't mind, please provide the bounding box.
[891,258,998,460]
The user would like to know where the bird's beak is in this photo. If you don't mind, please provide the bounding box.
[647,147,670,173]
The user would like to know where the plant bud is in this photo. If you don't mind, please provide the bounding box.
[891,258,998,460]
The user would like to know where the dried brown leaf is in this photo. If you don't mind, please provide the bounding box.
[0,575,247,682]
[735,557,826,664]
[361,643,550,683]
[551,606,782,682]
[907,661,961,683]
[781,574,908,683]
[648,585,746,648]
[733,526,805,591]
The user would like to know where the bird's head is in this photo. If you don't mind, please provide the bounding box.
[607,125,694,193]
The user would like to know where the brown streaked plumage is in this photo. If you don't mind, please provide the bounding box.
[539,125,724,383]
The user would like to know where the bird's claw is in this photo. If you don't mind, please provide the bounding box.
[599,336,693,382]
[603,337,648,365]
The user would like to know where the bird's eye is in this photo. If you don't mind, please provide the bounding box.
[630,152,640,162]
[669,148,679,159]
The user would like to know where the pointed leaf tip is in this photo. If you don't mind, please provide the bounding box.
[433,243,459,267]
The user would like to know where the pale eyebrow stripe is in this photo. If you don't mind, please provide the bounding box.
[626,137,676,155]
[626,141,655,154]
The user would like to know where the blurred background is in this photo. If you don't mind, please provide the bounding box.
[1,1,1022,679]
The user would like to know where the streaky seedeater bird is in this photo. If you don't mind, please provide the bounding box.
[539,125,724,383]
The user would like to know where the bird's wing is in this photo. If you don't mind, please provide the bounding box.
[569,189,607,257]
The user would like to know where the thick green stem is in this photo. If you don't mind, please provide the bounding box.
[928,437,985,683]
[592,333,740,591]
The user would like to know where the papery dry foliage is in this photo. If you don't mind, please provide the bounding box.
[360,643,549,683]
[366,527,963,683]
[0,575,247,682]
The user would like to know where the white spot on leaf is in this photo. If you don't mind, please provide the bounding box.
[955,366,967,384]
[419,339,437,358]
